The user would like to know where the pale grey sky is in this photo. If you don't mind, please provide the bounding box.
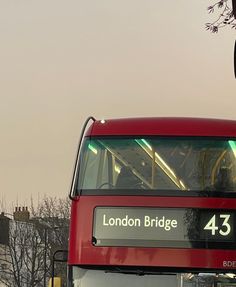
[0,0,235,209]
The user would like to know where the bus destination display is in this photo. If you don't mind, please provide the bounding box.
[92,207,235,249]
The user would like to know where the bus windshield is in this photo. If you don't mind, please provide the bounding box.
[71,267,236,287]
[77,137,236,194]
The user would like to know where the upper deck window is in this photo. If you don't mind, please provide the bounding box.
[76,137,236,196]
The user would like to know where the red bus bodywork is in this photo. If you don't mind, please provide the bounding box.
[68,117,236,271]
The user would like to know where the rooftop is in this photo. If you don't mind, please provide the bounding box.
[85,117,236,137]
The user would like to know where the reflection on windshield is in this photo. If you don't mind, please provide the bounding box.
[182,273,236,286]
[71,267,236,287]
[78,137,236,193]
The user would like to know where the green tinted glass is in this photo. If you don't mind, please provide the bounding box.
[77,137,236,192]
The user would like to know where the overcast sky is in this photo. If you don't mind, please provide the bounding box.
[0,0,235,210]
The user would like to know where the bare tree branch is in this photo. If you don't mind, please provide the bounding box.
[0,196,70,286]
[206,0,236,32]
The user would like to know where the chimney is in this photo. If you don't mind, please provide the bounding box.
[13,206,30,221]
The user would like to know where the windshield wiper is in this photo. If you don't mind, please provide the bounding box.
[105,268,175,276]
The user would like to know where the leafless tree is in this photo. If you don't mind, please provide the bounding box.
[31,196,70,286]
[206,0,236,32]
[0,220,46,287]
[0,196,70,287]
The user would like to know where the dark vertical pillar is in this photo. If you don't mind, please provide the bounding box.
[232,0,236,18]
[44,228,47,287]
[234,40,236,78]
[0,212,10,245]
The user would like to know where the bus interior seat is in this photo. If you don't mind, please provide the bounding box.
[214,166,235,191]
[115,166,141,189]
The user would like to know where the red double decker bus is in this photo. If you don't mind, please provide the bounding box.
[68,117,236,287]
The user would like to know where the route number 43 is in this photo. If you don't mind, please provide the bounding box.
[204,214,231,236]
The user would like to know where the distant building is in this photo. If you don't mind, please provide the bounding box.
[0,207,31,287]
[0,213,10,246]
[0,213,11,287]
